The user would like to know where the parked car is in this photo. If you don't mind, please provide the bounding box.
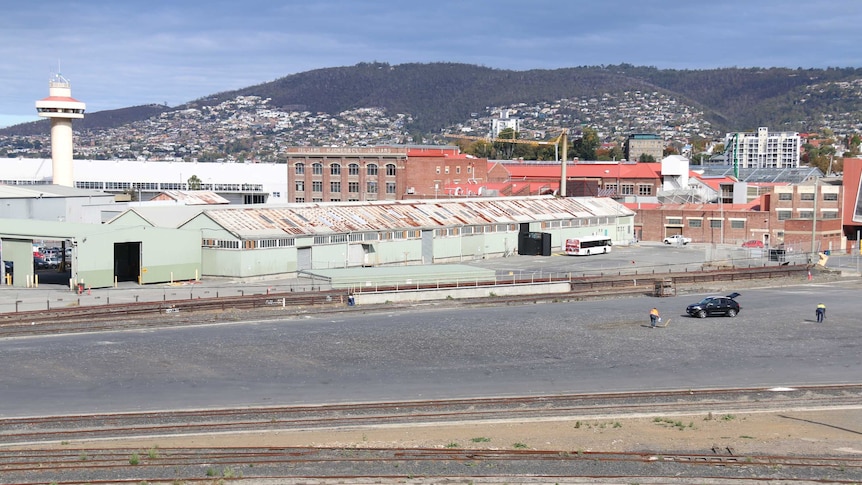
[3,260,12,274]
[33,256,51,270]
[663,234,692,245]
[43,256,62,269]
[686,292,741,318]
[742,240,764,248]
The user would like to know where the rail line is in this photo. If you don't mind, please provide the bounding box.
[2,446,861,484]
[3,385,861,445]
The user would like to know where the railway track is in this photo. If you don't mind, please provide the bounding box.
[3,385,861,445]
[2,446,861,484]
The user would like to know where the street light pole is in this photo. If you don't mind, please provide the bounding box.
[810,177,819,257]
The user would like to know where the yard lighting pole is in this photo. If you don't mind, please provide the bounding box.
[810,178,819,259]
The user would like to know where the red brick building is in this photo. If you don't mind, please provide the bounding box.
[285,146,488,202]
[627,182,843,252]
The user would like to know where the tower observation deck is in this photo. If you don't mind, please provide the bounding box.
[35,73,86,187]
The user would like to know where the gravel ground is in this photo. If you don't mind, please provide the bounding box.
[19,408,862,458]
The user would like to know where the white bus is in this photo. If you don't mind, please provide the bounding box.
[565,235,613,256]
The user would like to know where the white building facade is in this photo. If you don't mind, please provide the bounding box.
[724,127,801,169]
[0,158,289,205]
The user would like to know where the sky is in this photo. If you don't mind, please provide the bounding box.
[2,0,862,128]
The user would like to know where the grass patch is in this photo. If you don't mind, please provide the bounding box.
[470,436,491,443]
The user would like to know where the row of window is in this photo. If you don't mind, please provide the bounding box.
[295,162,397,177]
[295,181,397,194]
[604,183,653,196]
[435,165,472,175]
[666,210,841,230]
[777,192,839,201]
[77,182,264,192]
[204,221,626,249]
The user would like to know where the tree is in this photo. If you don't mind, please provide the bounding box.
[572,127,599,160]
[493,128,518,160]
[638,153,656,162]
[188,175,202,190]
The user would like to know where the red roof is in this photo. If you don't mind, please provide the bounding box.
[406,147,467,158]
[492,161,662,180]
[38,96,82,103]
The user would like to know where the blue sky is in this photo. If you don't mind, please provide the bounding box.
[2,0,861,128]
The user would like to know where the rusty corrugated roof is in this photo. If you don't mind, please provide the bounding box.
[155,190,230,205]
[201,196,633,238]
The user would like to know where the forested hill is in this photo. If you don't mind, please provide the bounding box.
[5,62,862,136]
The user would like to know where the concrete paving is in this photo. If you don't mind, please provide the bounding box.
[0,241,854,314]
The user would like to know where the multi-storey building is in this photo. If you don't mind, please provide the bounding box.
[724,127,801,169]
[491,110,520,137]
[285,146,488,202]
[625,133,664,162]
[631,181,843,252]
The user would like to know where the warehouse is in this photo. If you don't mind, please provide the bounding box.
[109,196,633,279]
[0,218,201,289]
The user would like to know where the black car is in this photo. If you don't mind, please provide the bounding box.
[33,257,51,270]
[686,292,741,318]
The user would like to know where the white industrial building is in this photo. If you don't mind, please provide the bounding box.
[0,158,290,205]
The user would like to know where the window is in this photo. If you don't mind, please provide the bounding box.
[348,181,359,193]
[798,210,813,219]
[778,193,792,200]
[295,197,305,203]
[330,181,341,193]
[445,166,450,174]
[823,192,838,201]
[295,181,304,191]
[386,182,396,194]
[367,164,378,176]
[330,163,341,176]
[800,192,815,201]
[294,163,305,175]
[456,166,461,174]
[312,181,323,192]
[638,184,652,196]
[312,163,323,175]
[777,211,791,220]
[386,164,396,176]
[730,220,745,229]
[688,219,702,228]
[667,217,682,225]
[709,219,722,228]
[620,184,634,195]
[823,211,839,219]
[349,163,360,176]
[436,166,441,174]
[367,181,378,193]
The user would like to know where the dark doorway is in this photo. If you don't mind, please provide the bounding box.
[114,242,141,283]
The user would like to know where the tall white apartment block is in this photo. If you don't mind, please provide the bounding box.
[724,127,801,169]
[35,73,86,187]
[491,109,521,137]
